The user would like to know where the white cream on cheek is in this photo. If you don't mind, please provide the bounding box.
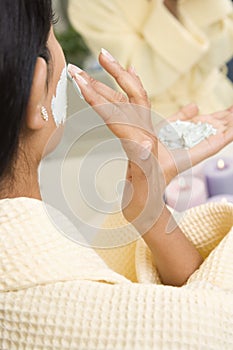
[51,65,68,127]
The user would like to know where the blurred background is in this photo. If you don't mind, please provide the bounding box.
[53,0,233,84]
[53,0,93,70]
[43,0,233,226]
[53,0,115,116]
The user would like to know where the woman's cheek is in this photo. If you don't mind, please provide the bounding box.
[51,65,68,127]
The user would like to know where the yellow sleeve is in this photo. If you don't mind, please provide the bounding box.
[135,202,233,290]
[94,201,233,289]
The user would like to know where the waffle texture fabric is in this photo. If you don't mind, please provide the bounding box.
[69,0,233,117]
[1,197,233,349]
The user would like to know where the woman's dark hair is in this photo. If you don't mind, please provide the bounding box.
[0,0,53,179]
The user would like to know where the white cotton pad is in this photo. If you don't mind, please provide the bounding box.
[51,66,68,127]
[158,120,217,150]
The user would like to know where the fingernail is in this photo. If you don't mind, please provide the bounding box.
[139,140,153,160]
[72,78,84,100]
[101,48,116,62]
[68,63,83,77]
[75,73,88,85]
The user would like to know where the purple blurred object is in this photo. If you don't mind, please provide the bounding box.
[165,176,207,212]
[204,157,233,197]
[207,194,233,204]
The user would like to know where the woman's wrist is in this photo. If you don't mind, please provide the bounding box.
[143,205,172,237]
[141,206,203,286]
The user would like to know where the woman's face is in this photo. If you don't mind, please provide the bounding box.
[41,27,67,154]
[47,27,67,122]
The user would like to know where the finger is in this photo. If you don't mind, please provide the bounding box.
[71,71,154,150]
[208,110,231,120]
[190,113,231,131]
[68,63,128,104]
[168,103,199,122]
[127,65,151,110]
[68,62,152,136]
[155,103,199,135]
[185,109,231,124]
[189,135,222,165]
[99,49,150,108]
[224,111,233,124]
[70,70,134,138]
[68,64,150,134]
[127,65,147,90]
[68,63,156,158]
[222,125,233,145]
[189,128,233,167]
[127,65,152,109]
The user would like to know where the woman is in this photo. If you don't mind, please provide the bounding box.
[1,1,233,349]
[69,0,233,116]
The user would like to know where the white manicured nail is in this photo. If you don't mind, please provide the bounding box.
[75,73,88,85]
[139,140,153,160]
[68,63,83,76]
[101,48,116,62]
[72,78,84,100]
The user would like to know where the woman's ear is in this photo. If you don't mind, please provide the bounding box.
[25,57,48,130]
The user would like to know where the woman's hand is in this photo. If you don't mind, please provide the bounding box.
[68,51,164,233]
[158,106,233,185]
[68,53,233,232]
[68,51,205,286]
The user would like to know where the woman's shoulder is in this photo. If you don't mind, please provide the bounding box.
[0,197,129,294]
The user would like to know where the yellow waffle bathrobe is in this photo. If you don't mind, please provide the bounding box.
[69,0,233,116]
[1,197,233,349]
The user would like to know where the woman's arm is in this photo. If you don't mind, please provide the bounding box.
[142,207,203,286]
[68,54,203,286]
[68,51,233,286]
